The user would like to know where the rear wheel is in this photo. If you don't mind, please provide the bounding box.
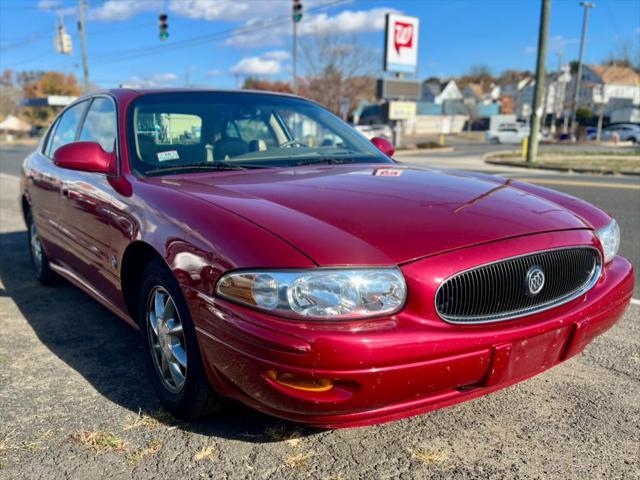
[138,258,223,419]
[490,137,500,144]
[26,210,57,285]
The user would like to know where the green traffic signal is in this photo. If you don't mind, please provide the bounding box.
[159,31,169,40]
[293,14,302,22]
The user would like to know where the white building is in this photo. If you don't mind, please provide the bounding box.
[463,83,501,106]
[570,64,640,116]
[421,80,462,104]
[509,68,571,120]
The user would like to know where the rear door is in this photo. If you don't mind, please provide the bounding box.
[28,100,90,262]
[55,96,118,296]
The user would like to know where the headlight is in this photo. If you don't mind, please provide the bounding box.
[596,219,620,264]
[216,268,406,320]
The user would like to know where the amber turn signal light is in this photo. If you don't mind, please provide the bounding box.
[266,370,334,392]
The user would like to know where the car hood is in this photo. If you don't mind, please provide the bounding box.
[151,165,590,265]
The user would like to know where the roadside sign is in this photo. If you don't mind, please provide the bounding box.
[376,78,422,100]
[384,13,420,73]
[387,101,416,120]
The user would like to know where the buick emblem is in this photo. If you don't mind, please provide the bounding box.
[526,266,545,296]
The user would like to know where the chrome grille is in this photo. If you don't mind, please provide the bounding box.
[435,247,601,324]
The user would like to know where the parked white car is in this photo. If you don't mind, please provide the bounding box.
[485,125,529,144]
[588,123,639,143]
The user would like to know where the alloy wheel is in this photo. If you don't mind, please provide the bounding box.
[29,222,43,275]
[146,286,188,393]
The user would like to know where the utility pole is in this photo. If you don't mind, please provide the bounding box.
[77,0,89,92]
[292,0,303,94]
[292,19,297,93]
[569,2,595,140]
[526,0,551,165]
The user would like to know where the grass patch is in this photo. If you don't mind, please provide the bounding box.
[126,439,163,465]
[72,431,126,453]
[492,149,640,159]
[408,448,449,465]
[0,430,17,452]
[194,445,217,462]
[264,425,304,448]
[0,430,52,453]
[20,431,53,453]
[123,408,175,431]
[284,452,312,468]
[487,152,640,173]
[415,141,448,149]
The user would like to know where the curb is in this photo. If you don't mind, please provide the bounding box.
[395,146,455,155]
[483,152,640,177]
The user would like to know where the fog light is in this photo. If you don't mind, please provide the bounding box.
[266,370,334,392]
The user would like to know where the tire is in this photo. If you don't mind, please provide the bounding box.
[138,258,223,419]
[490,137,500,145]
[629,137,637,144]
[26,209,57,285]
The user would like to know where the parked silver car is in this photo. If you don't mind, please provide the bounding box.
[588,123,639,143]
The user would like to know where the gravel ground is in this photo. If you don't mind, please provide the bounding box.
[1,174,638,480]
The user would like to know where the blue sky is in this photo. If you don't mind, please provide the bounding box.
[0,0,638,89]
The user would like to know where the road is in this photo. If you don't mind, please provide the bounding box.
[1,144,639,479]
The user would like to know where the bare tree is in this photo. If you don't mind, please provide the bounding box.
[603,38,640,70]
[298,33,376,116]
[0,70,22,119]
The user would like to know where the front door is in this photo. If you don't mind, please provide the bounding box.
[55,97,119,301]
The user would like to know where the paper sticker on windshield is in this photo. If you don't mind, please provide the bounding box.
[157,150,179,162]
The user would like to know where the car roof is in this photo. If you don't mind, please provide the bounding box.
[89,87,305,100]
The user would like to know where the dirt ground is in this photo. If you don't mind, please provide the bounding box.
[1,174,639,480]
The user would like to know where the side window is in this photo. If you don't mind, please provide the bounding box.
[47,101,89,157]
[79,97,117,152]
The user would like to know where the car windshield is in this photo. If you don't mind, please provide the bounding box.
[128,92,392,176]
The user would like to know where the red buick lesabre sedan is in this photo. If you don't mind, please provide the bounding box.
[20,89,634,428]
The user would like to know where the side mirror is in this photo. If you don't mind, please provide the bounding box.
[53,141,112,174]
[371,136,395,157]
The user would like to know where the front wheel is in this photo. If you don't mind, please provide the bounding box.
[490,137,500,145]
[26,210,57,285]
[138,259,223,419]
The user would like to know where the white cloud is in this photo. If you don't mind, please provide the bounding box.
[230,57,281,76]
[128,72,178,87]
[299,8,392,35]
[37,0,59,10]
[549,35,578,53]
[168,0,339,23]
[525,35,578,55]
[263,50,290,61]
[88,0,161,22]
[207,69,222,77]
[225,7,395,48]
[38,0,75,16]
[168,0,253,22]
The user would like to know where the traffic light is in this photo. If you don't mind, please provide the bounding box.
[292,0,302,23]
[54,26,72,54]
[159,13,168,40]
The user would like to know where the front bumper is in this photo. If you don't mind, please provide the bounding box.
[190,232,634,428]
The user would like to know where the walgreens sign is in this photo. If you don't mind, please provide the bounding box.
[384,13,420,73]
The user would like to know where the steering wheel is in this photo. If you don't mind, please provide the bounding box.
[279,139,308,148]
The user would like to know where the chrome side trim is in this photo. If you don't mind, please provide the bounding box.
[434,246,602,325]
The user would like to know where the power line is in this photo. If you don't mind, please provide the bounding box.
[90,0,346,66]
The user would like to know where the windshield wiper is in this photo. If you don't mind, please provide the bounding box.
[145,162,250,175]
[295,157,355,166]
